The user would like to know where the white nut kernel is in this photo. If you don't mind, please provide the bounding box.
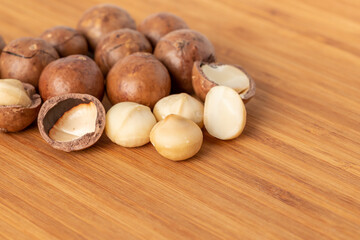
[0,79,32,107]
[204,86,246,140]
[106,102,156,147]
[153,93,204,127]
[49,102,97,142]
[150,114,203,161]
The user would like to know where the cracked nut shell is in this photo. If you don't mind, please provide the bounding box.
[192,61,256,103]
[0,82,41,132]
[95,28,152,76]
[0,37,59,88]
[40,26,88,57]
[154,29,215,93]
[77,4,136,50]
[37,93,106,152]
[138,12,188,47]
[39,55,104,102]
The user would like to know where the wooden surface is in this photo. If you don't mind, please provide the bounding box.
[0,0,359,239]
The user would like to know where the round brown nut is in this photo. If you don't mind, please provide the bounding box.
[192,61,256,103]
[95,28,152,76]
[39,55,104,102]
[0,79,41,132]
[37,93,106,152]
[106,52,171,108]
[138,12,188,47]
[77,4,136,50]
[0,37,59,88]
[154,29,215,93]
[40,26,88,57]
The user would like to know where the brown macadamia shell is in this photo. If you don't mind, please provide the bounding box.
[40,26,88,57]
[192,61,256,103]
[138,12,188,47]
[154,29,215,93]
[95,28,152,76]
[37,93,105,152]
[0,37,59,88]
[0,83,41,132]
[106,52,171,108]
[0,35,5,55]
[39,55,104,101]
[77,4,136,50]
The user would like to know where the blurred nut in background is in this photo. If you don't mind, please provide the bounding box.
[0,37,59,88]
[40,26,88,57]
[39,55,104,101]
[95,28,152,75]
[77,4,136,50]
[106,52,171,108]
[138,12,188,47]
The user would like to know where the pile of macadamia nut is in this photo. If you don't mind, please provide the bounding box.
[0,4,255,161]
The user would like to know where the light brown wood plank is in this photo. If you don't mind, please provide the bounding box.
[0,0,359,239]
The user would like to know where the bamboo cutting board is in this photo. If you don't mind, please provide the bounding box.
[0,0,360,239]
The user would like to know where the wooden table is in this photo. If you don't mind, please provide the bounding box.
[1,0,359,239]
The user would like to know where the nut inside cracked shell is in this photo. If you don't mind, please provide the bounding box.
[192,62,256,103]
[0,79,41,132]
[38,93,105,152]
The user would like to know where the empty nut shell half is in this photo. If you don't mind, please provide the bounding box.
[0,82,41,132]
[192,61,256,103]
[38,93,106,152]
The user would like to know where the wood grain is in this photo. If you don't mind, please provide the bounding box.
[0,0,359,239]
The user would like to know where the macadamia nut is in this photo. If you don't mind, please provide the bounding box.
[138,12,188,46]
[48,102,97,142]
[0,80,41,132]
[0,37,59,88]
[38,93,105,152]
[0,79,32,107]
[204,86,246,140]
[150,114,203,161]
[153,93,204,127]
[105,102,157,147]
